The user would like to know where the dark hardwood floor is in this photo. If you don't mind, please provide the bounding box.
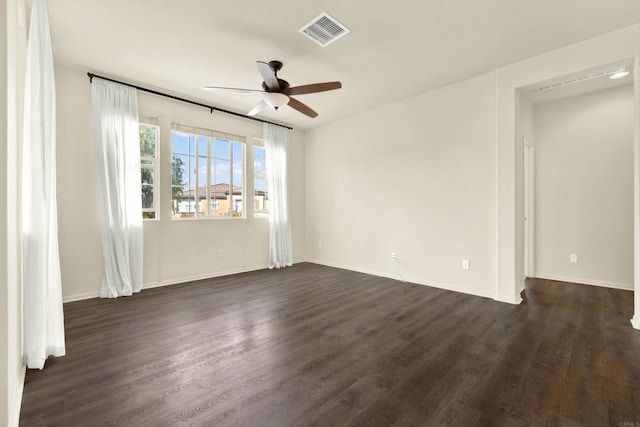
[20,263,640,426]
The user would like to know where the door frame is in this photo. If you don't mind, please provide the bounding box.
[523,138,535,279]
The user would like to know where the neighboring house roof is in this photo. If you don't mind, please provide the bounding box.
[180,183,242,200]
[178,184,267,200]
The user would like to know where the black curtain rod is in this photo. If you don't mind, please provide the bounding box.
[86,72,293,131]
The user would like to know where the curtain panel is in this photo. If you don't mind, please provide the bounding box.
[91,78,143,298]
[264,123,293,268]
[22,0,66,369]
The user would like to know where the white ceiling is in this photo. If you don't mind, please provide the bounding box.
[45,0,640,129]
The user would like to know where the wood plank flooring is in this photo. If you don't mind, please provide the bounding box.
[19,263,640,426]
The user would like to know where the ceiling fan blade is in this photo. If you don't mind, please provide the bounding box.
[247,100,268,116]
[284,82,342,96]
[287,96,318,118]
[257,61,280,91]
[204,86,265,94]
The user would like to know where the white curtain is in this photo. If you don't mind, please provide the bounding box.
[91,78,143,298]
[22,0,66,370]
[264,123,293,268]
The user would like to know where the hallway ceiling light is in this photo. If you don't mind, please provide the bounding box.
[609,68,630,79]
[535,66,633,93]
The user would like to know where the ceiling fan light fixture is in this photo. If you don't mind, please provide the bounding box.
[610,68,630,79]
[264,92,289,108]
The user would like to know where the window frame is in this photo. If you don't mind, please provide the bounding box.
[140,122,159,220]
[170,123,246,220]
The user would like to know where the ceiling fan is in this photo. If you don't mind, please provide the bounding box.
[204,60,342,118]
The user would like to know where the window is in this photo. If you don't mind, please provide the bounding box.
[171,123,245,219]
[140,123,159,219]
[253,142,268,216]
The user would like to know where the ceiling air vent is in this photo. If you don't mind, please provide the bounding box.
[299,12,350,47]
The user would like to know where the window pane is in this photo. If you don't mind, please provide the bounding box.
[233,142,243,188]
[184,151,196,217]
[198,156,208,189]
[172,131,189,155]
[213,158,230,216]
[189,135,196,156]
[140,125,156,158]
[141,184,153,208]
[255,178,267,193]
[171,154,186,195]
[214,159,229,185]
[254,146,265,174]
[198,135,208,157]
[254,194,268,214]
[140,124,159,220]
[171,149,193,218]
[186,155,196,191]
[233,197,243,216]
[174,153,195,193]
[141,169,153,185]
[214,139,230,160]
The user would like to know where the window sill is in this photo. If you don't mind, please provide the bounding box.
[170,216,246,221]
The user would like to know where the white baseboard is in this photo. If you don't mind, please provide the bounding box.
[304,258,494,300]
[63,259,501,304]
[534,273,633,291]
[502,279,526,304]
[62,263,285,303]
[9,365,25,427]
[63,291,101,303]
[494,295,523,305]
[144,264,270,290]
[631,315,640,330]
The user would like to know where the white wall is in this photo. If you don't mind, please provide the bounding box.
[305,72,497,298]
[56,66,305,301]
[1,0,27,426]
[306,24,640,304]
[534,85,634,289]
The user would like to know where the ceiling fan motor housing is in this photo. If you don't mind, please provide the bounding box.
[262,79,290,92]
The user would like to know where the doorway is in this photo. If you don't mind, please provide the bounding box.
[520,64,635,294]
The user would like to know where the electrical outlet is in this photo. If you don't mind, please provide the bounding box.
[391,252,397,261]
[462,259,470,270]
[217,249,224,258]
[570,254,578,263]
[318,241,323,249]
